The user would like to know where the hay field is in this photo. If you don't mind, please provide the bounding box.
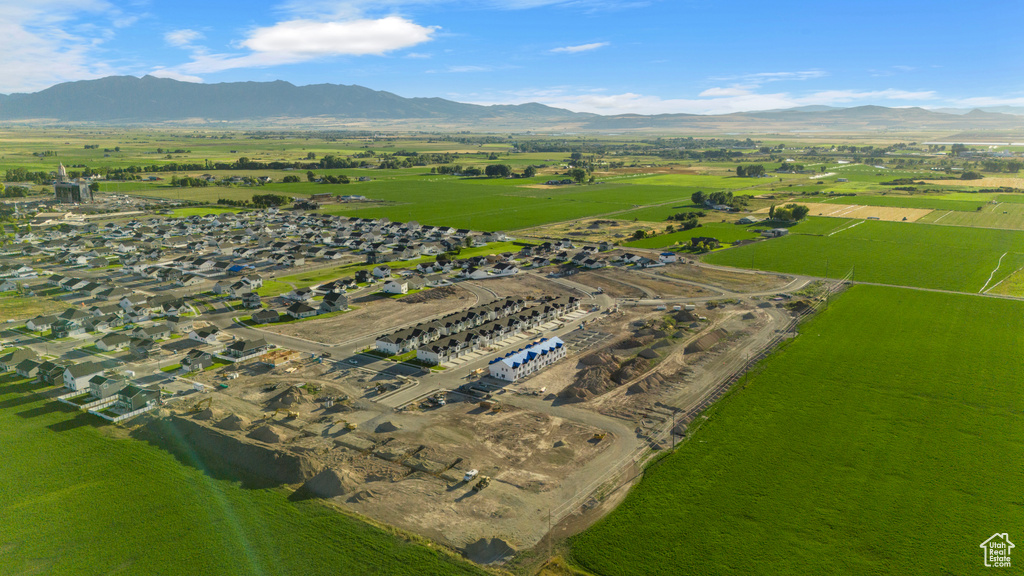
[756,202,932,222]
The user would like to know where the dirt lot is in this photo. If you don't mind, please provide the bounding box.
[757,202,932,222]
[573,267,712,299]
[478,274,580,300]
[656,263,793,293]
[261,285,475,344]
[158,357,613,555]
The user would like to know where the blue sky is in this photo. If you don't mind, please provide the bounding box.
[3,0,1023,114]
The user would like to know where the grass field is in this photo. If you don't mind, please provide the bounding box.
[0,376,487,576]
[916,201,1024,230]
[623,222,762,249]
[0,294,65,321]
[805,194,987,211]
[569,285,1024,576]
[705,220,1024,291]
[170,207,247,217]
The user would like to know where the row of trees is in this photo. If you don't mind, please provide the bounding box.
[691,191,734,206]
[736,165,767,177]
[768,203,810,221]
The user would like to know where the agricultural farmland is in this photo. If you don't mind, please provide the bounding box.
[705,220,1024,292]
[0,377,487,576]
[568,285,1024,576]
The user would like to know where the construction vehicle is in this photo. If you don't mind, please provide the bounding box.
[463,469,479,482]
[266,408,299,420]
[592,433,606,442]
[191,397,213,412]
[472,475,491,491]
[426,393,447,407]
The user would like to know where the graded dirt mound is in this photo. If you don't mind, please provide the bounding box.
[558,365,616,402]
[685,328,728,354]
[615,337,649,350]
[191,407,222,421]
[579,351,615,367]
[248,425,286,444]
[267,386,307,410]
[463,538,516,564]
[375,420,402,434]
[216,414,249,431]
[400,285,459,304]
[301,468,362,498]
[742,312,757,320]
[138,415,317,486]
[613,357,650,384]
[628,373,667,394]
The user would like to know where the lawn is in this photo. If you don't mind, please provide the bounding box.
[0,374,487,576]
[705,220,1024,291]
[569,285,1024,576]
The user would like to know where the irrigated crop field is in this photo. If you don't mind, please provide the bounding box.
[569,285,1024,576]
[0,379,487,576]
[705,220,1024,291]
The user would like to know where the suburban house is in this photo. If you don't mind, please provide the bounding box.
[27,315,57,332]
[0,348,38,372]
[659,252,678,263]
[181,349,214,372]
[224,338,271,360]
[320,292,348,313]
[189,327,221,345]
[285,302,318,319]
[250,309,280,324]
[97,333,131,352]
[114,385,160,412]
[382,279,409,295]
[88,374,127,399]
[15,359,41,379]
[64,362,105,391]
[242,292,262,309]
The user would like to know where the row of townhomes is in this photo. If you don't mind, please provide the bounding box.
[488,337,567,382]
[375,296,579,365]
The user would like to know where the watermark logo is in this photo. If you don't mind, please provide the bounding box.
[980,533,1014,568]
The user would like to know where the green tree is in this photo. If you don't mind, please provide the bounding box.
[570,168,587,183]
[691,191,707,206]
[484,164,512,178]
[769,204,776,219]
[523,166,537,178]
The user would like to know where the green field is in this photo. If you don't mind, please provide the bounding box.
[705,220,1024,291]
[0,377,486,576]
[569,285,1024,576]
[623,222,762,249]
[806,194,988,211]
[916,201,1024,230]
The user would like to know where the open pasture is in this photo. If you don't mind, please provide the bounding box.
[916,200,1024,230]
[569,285,1024,576]
[0,377,487,576]
[705,220,1024,291]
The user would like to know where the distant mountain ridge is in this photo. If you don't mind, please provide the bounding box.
[2,75,1023,133]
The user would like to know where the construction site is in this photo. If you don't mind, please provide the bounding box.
[136,262,831,562]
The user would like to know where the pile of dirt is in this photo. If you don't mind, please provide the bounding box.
[673,310,697,322]
[191,407,222,421]
[685,328,728,354]
[612,357,650,384]
[463,538,516,564]
[375,420,402,434]
[579,351,615,366]
[267,386,307,410]
[558,365,616,402]
[628,372,667,394]
[248,425,286,444]
[615,336,652,350]
[216,414,249,431]
[400,285,459,304]
[301,468,362,498]
[637,348,660,360]
[651,339,672,349]
[742,312,757,320]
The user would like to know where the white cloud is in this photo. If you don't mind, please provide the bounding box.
[551,42,608,53]
[147,69,204,83]
[0,0,123,92]
[462,86,940,115]
[169,16,437,75]
[165,29,204,48]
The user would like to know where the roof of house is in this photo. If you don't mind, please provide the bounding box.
[490,337,564,369]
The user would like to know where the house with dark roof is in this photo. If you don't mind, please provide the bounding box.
[224,338,271,360]
[63,362,104,391]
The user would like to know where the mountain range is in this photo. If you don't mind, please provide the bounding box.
[2,75,1023,134]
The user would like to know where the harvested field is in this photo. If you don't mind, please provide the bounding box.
[261,284,474,344]
[657,263,792,293]
[756,202,932,222]
[922,176,1024,188]
[520,218,668,244]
